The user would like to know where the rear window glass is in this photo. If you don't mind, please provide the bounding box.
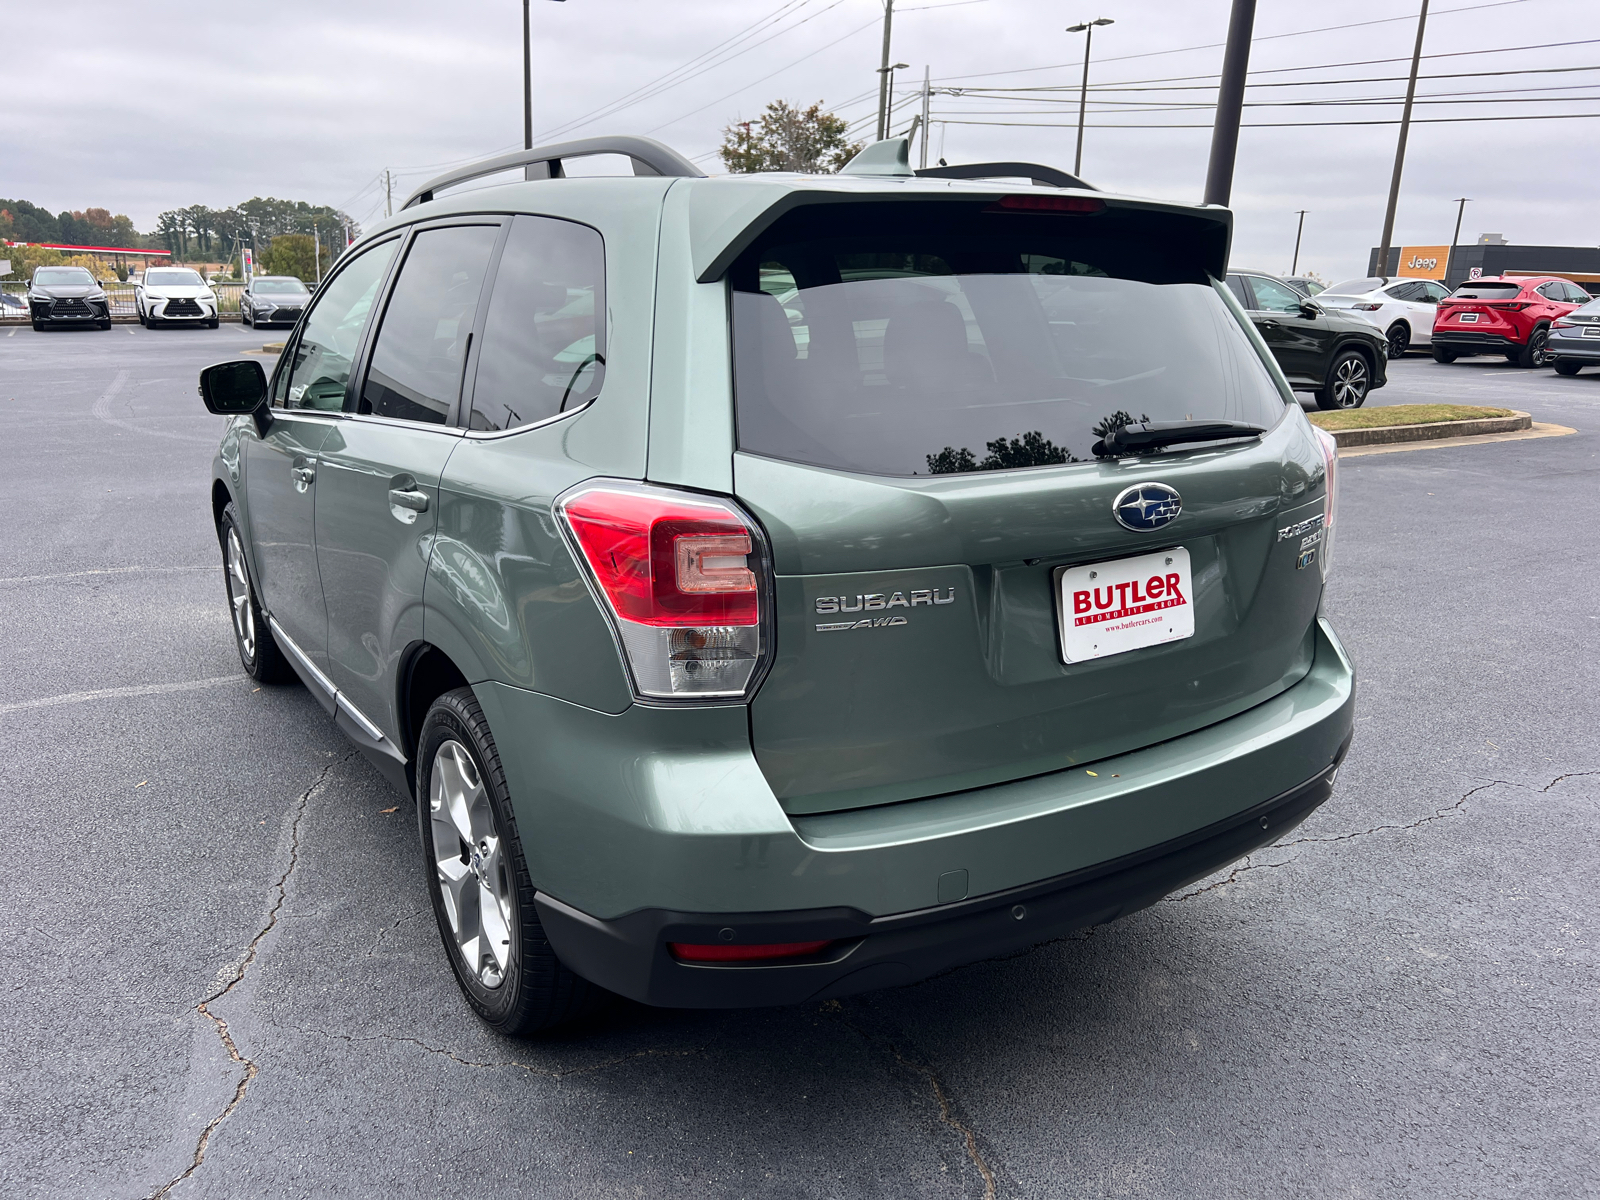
[730,203,1285,477]
[1452,281,1522,298]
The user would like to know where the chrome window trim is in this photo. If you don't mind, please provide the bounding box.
[460,397,595,439]
[343,410,466,436]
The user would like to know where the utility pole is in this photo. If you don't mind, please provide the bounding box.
[1204,0,1256,207]
[1445,196,1470,287]
[1291,210,1308,275]
[919,66,931,169]
[875,0,896,141]
[880,62,909,136]
[1067,19,1113,178]
[313,224,321,285]
[524,0,567,150]
[384,169,393,218]
[1376,0,1430,278]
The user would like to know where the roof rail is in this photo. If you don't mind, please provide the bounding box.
[402,136,704,210]
[914,162,1095,191]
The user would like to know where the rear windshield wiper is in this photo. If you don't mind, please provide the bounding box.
[1092,420,1267,458]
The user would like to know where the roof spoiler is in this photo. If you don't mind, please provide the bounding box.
[402,136,704,210]
[915,161,1095,191]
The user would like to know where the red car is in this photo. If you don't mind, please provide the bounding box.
[1432,275,1589,367]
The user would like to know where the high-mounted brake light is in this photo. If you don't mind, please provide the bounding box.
[669,940,833,963]
[1313,426,1338,581]
[985,194,1105,215]
[556,481,768,700]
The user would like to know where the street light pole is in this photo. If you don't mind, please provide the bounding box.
[919,66,932,168]
[876,0,897,140]
[878,62,910,136]
[1291,210,1308,275]
[1066,18,1113,178]
[1203,0,1257,207]
[1376,0,1431,278]
[1445,196,1470,287]
[524,0,567,151]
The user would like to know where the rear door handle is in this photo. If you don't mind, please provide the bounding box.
[388,488,429,513]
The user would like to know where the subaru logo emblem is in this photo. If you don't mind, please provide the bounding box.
[1112,483,1182,532]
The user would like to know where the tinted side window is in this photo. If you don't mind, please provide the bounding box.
[360,224,499,425]
[467,216,606,432]
[1536,281,1565,301]
[280,240,398,411]
[1225,274,1253,309]
[1250,277,1304,313]
[1569,283,1594,303]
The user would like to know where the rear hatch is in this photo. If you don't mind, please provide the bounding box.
[727,195,1328,815]
[1438,280,1524,336]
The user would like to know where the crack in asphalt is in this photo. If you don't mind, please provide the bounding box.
[1167,769,1596,903]
[288,1024,702,1078]
[822,999,998,1200]
[364,905,432,958]
[146,755,350,1200]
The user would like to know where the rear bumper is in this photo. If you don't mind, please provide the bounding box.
[1549,335,1600,361]
[1432,331,1523,352]
[481,616,1356,1009]
[537,754,1345,1007]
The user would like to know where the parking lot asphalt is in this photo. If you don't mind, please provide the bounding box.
[2,324,1596,1200]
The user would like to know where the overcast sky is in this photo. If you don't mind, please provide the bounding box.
[5,0,1596,282]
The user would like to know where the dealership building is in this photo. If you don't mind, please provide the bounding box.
[1367,234,1600,291]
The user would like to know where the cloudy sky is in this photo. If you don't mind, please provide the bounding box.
[5,0,1596,282]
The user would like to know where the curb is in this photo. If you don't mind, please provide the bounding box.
[1339,421,1575,458]
[1323,410,1531,447]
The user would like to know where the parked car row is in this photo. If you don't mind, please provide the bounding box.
[1224,268,1598,403]
[19,266,312,330]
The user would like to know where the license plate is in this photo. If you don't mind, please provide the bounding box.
[1583,326,1600,338]
[1458,312,1480,323]
[1056,547,1195,663]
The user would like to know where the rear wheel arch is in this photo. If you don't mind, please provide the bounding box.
[211,479,234,544]
[400,643,473,760]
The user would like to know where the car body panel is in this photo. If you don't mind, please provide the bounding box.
[476,615,1351,922]
[27,270,110,325]
[138,278,218,323]
[1549,297,1600,366]
[315,418,462,735]
[242,412,334,676]
[241,276,312,326]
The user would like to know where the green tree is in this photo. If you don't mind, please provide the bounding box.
[260,233,323,283]
[720,100,862,174]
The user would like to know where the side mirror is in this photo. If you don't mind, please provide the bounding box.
[1299,300,1323,319]
[199,359,268,415]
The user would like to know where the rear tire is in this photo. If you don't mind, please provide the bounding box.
[418,687,604,1036]
[1553,360,1583,376]
[219,504,294,683]
[1386,323,1410,358]
[1315,349,1371,410]
[1514,326,1551,368]
[1431,345,1457,363]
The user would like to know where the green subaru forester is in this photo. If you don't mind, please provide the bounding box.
[200,135,1353,1033]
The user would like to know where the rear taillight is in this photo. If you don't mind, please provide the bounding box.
[669,940,833,962]
[556,481,769,701]
[1487,301,1529,311]
[1351,302,1383,311]
[1554,320,1577,330]
[1313,426,1338,581]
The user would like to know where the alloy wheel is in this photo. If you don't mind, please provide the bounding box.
[1331,356,1369,408]
[429,740,515,988]
[225,527,255,659]
[1387,325,1409,358]
[1530,329,1551,366]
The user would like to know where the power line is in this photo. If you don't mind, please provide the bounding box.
[937,109,1600,129]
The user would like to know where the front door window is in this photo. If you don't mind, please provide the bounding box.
[280,240,399,411]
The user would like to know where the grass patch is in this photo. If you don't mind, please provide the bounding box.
[1308,403,1515,431]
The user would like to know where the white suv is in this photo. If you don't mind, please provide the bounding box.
[137,266,219,329]
[1316,277,1450,358]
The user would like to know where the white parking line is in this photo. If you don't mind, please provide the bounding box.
[0,565,213,585]
[0,675,239,715]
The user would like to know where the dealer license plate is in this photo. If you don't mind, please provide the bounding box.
[1583,326,1600,337]
[1056,547,1195,663]
[1458,312,1480,323]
